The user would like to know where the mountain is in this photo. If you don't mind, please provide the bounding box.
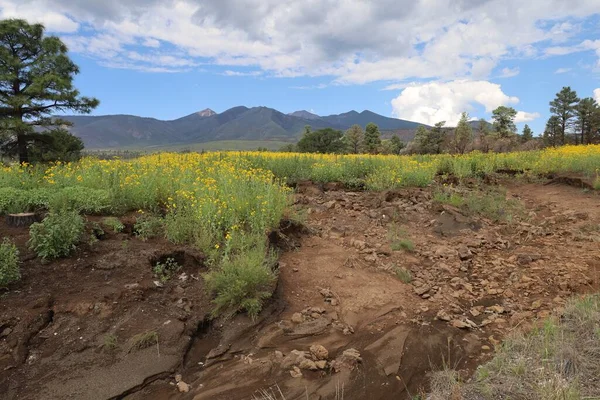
[62,106,429,149]
[288,110,320,120]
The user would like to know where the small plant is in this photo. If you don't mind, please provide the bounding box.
[594,175,600,190]
[388,223,415,252]
[90,221,105,239]
[392,239,415,252]
[134,214,164,241]
[153,257,181,282]
[394,266,413,283]
[129,330,159,352]
[28,211,84,260]
[0,238,20,287]
[433,189,465,208]
[102,217,124,233]
[103,334,118,351]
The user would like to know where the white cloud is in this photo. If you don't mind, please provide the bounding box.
[222,70,262,77]
[515,111,541,123]
[554,67,572,74]
[0,0,599,79]
[390,80,519,126]
[498,67,520,78]
[594,88,600,103]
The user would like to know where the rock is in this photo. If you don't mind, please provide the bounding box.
[451,320,469,329]
[364,326,409,376]
[320,288,334,298]
[517,253,541,265]
[291,313,304,324]
[315,360,328,369]
[350,239,367,250]
[436,310,452,322]
[124,283,140,290]
[434,246,457,259]
[324,200,336,209]
[342,348,362,361]
[1,327,12,337]
[531,300,543,310]
[458,246,473,261]
[175,375,190,393]
[329,226,346,238]
[293,268,299,272]
[310,345,329,360]
[486,305,505,314]
[290,366,303,378]
[287,317,330,337]
[274,351,284,361]
[298,358,318,370]
[469,308,481,317]
[414,286,431,296]
[481,345,491,351]
[281,350,306,369]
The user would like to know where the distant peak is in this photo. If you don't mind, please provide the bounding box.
[197,108,216,117]
[288,110,321,120]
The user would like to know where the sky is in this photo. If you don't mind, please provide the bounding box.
[1,0,600,134]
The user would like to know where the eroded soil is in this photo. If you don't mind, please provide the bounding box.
[1,179,599,400]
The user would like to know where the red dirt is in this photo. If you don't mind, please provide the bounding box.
[1,180,599,400]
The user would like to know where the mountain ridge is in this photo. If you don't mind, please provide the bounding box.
[62,106,428,149]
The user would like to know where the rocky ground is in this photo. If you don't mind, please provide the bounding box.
[1,178,599,399]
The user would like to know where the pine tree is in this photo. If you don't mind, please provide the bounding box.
[522,124,533,142]
[0,19,99,163]
[543,116,561,147]
[389,135,405,155]
[344,124,364,154]
[491,106,517,138]
[576,97,599,145]
[364,122,382,154]
[453,112,473,154]
[549,86,579,145]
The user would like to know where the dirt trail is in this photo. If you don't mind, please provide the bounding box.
[1,180,599,400]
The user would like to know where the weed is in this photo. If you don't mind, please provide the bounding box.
[129,330,159,352]
[90,221,104,239]
[394,266,413,283]
[393,239,415,252]
[0,238,20,286]
[28,211,84,260]
[134,214,164,241]
[433,190,465,208]
[103,334,118,350]
[434,185,522,222]
[102,217,124,233]
[388,223,415,252]
[204,234,276,319]
[153,257,181,282]
[594,175,600,190]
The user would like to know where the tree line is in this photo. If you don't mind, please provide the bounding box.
[284,87,600,155]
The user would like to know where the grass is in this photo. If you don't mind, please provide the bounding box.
[0,238,20,287]
[103,334,118,350]
[129,330,159,352]
[394,266,413,283]
[434,185,523,222]
[388,224,415,252]
[102,217,124,233]
[594,175,600,190]
[428,294,600,400]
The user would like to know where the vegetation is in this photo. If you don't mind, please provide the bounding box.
[28,210,84,260]
[430,295,600,400]
[133,214,164,241]
[0,19,98,163]
[0,238,20,286]
[297,127,345,153]
[102,217,124,233]
[153,257,181,283]
[394,266,413,284]
[128,330,159,352]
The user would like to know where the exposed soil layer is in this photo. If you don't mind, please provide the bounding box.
[1,180,599,400]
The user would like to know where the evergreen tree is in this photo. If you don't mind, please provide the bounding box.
[549,86,579,145]
[522,124,533,142]
[491,106,517,138]
[344,124,364,154]
[453,112,473,154]
[389,135,405,155]
[414,122,445,154]
[543,116,561,147]
[364,122,382,154]
[0,19,98,163]
[576,97,599,145]
[297,127,344,153]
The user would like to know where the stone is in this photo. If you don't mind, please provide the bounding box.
[290,366,303,378]
[291,313,304,324]
[531,300,542,310]
[315,360,328,369]
[458,246,473,261]
[177,381,190,393]
[436,310,452,322]
[414,286,431,296]
[486,305,505,314]
[451,320,469,329]
[324,200,336,209]
[274,351,283,361]
[320,288,334,298]
[309,344,329,360]
[342,348,362,361]
[298,358,318,370]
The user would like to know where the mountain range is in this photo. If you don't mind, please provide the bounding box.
[62,106,427,149]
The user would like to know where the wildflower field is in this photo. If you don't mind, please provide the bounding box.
[1,144,599,315]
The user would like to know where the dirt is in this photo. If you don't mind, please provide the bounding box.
[1,179,600,400]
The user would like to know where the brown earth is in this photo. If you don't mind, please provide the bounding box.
[1,179,599,400]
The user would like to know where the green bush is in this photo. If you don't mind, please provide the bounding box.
[28,211,84,260]
[134,214,164,241]
[153,257,181,282]
[0,238,20,286]
[204,236,276,318]
[49,187,111,213]
[102,217,125,233]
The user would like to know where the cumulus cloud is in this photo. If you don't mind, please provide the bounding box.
[515,111,541,123]
[390,80,519,126]
[0,0,599,80]
[594,88,600,103]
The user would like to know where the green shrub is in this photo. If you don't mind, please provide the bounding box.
[28,211,84,260]
[134,214,164,241]
[0,238,20,286]
[204,236,276,318]
[394,266,413,283]
[153,257,181,282]
[102,217,124,233]
[49,187,111,214]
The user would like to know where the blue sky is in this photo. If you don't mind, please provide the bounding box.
[2,0,600,135]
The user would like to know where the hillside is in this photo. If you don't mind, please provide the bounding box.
[62,106,428,149]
